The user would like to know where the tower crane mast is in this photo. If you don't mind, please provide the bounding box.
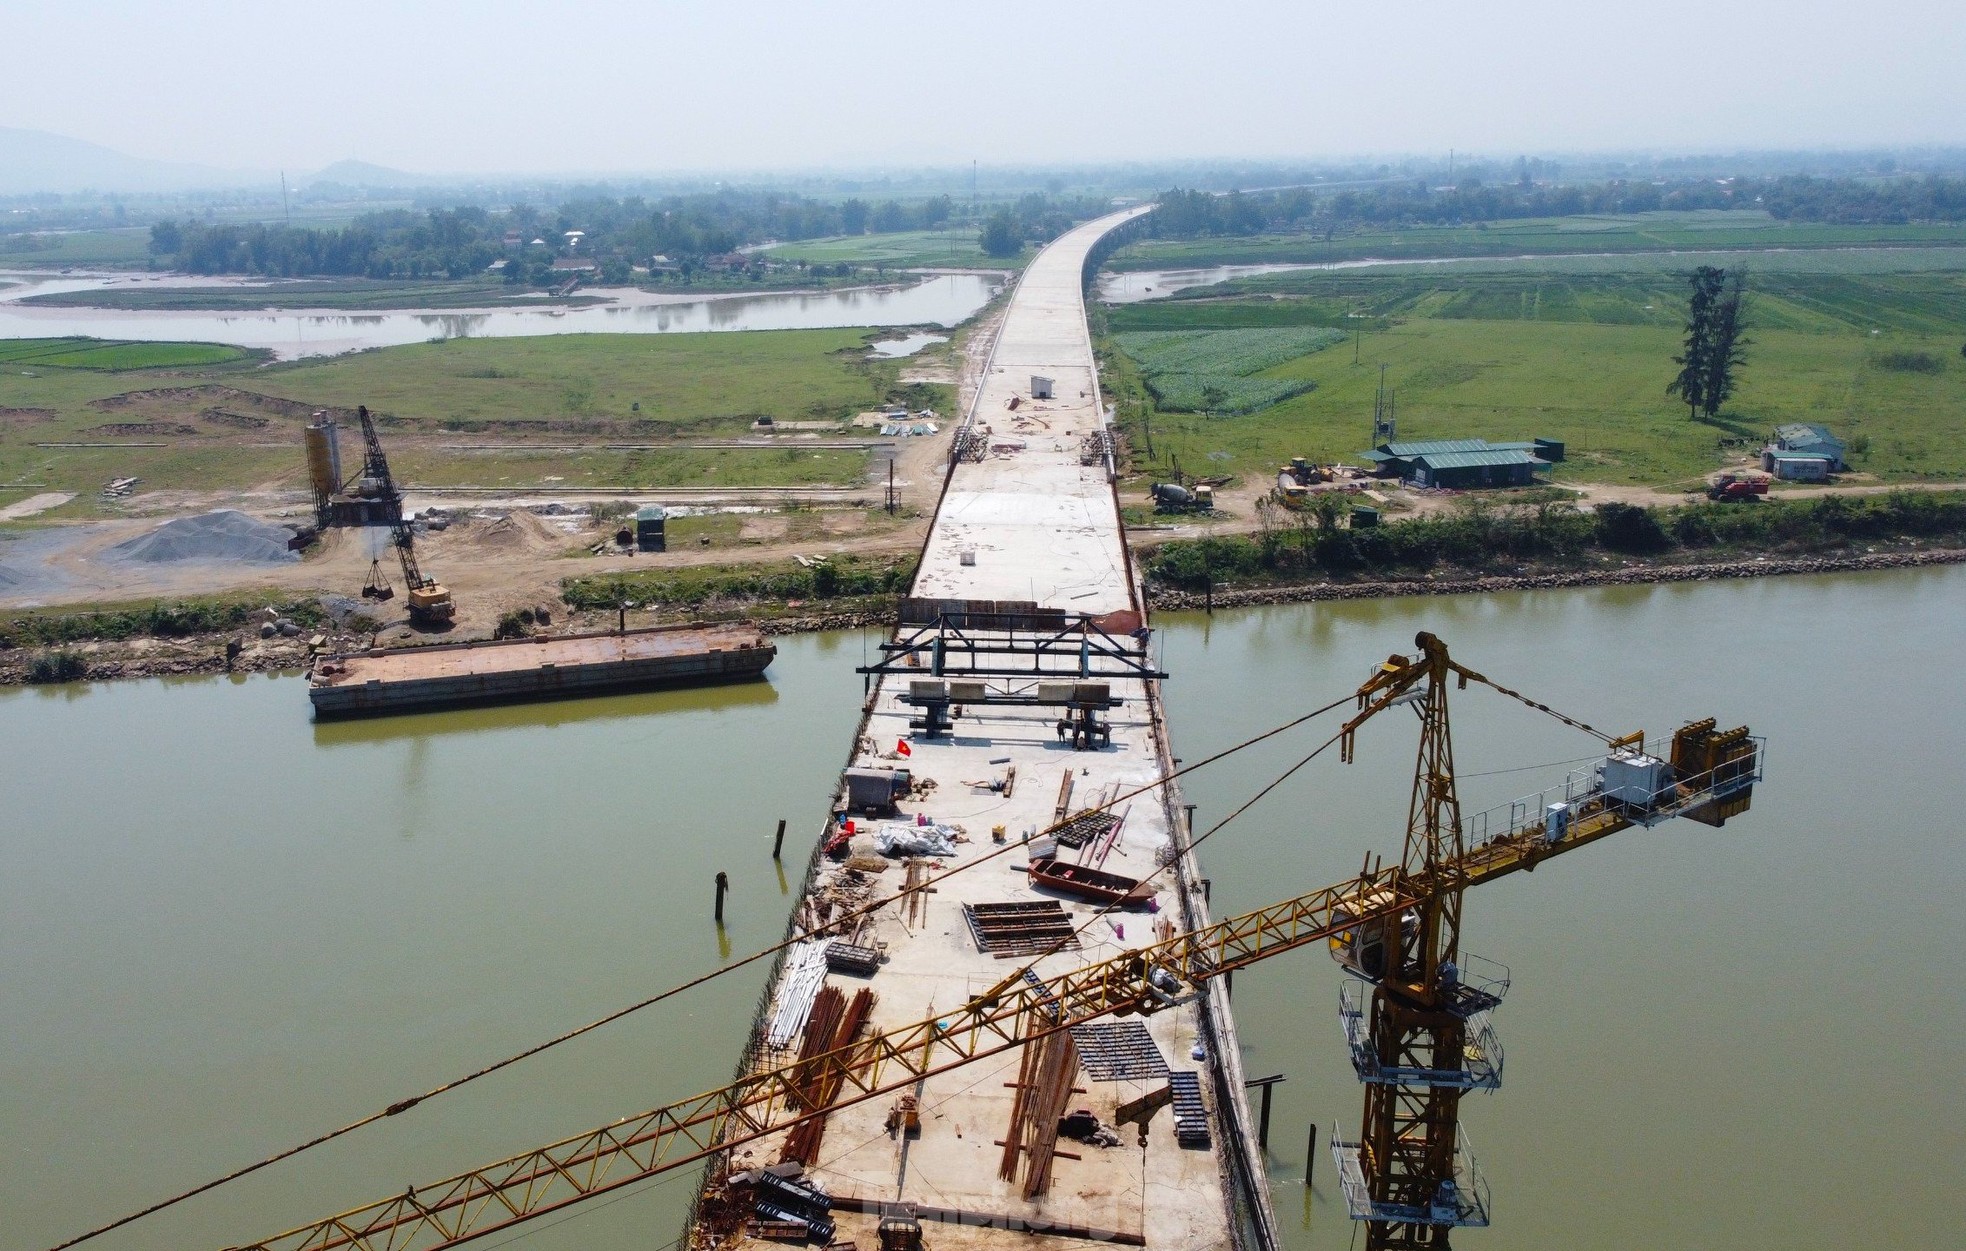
[211,634,1760,1251]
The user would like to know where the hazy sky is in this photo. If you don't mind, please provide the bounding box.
[4,0,1962,174]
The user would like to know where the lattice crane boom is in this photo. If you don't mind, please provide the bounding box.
[226,653,1759,1251]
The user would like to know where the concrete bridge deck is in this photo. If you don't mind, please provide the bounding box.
[707,210,1274,1251]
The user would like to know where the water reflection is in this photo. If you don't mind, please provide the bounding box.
[0,270,1002,359]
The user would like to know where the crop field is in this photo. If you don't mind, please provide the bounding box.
[764,229,1024,270]
[1112,327,1344,413]
[0,337,252,370]
[1106,211,1966,270]
[0,330,943,502]
[1103,272,1966,487]
[0,227,153,267]
[1123,267,1966,337]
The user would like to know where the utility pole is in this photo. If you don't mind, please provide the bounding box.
[280,172,291,225]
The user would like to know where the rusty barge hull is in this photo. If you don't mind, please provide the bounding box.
[308,623,774,718]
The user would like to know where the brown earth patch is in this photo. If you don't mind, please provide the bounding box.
[88,422,201,437]
[200,408,272,430]
[90,386,348,421]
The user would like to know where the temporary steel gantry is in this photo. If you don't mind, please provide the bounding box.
[214,632,1758,1251]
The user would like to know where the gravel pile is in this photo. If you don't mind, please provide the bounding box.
[103,511,300,565]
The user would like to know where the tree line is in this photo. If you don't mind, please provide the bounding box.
[1147,173,1966,239]
[147,191,964,281]
[145,188,1116,279]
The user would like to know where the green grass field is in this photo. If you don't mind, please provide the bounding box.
[0,337,253,370]
[1111,327,1343,413]
[1105,211,1966,270]
[764,229,1026,270]
[1105,270,1966,487]
[0,330,946,498]
[0,227,153,267]
[1119,267,1966,336]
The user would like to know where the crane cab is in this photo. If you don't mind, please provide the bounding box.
[1328,886,1411,982]
[407,582,454,625]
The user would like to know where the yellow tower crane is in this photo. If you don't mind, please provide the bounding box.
[1326,632,1755,1246]
[83,633,1757,1251]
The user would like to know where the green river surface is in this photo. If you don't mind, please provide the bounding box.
[4,568,1962,1251]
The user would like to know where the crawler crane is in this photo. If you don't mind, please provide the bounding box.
[194,633,1756,1251]
[352,405,452,625]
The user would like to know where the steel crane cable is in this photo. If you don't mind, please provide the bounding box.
[1454,665,1616,744]
[48,690,1358,1251]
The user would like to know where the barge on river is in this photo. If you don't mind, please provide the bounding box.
[308,622,774,717]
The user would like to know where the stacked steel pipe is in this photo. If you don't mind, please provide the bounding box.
[780,986,876,1164]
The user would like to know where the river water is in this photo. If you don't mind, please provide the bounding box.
[4,569,1961,1251]
[0,271,1000,359]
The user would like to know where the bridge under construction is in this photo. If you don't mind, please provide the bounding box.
[54,210,1763,1251]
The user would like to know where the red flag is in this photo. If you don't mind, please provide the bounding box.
[895,738,912,758]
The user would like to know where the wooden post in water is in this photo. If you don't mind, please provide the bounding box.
[1244,1074,1285,1152]
[1305,1123,1317,1186]
[714,871,729,923]
[772,819,787,859]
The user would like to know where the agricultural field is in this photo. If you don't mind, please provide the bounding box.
[1111,327,1344,413]
[0,337,252,370]
[0,227,153,267]
[764,229,1025,270]
[0,330,945,506]
[1101,265,1966,488]
[1128,265,1966,336]
[1105,210,1966,270]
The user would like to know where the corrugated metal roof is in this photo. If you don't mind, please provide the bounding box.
[1775,422,1839,445]
[1383,439,1491,456]
[1413,449,1543,470]
[1766,450,1831,462]
[1358,450,1398,462]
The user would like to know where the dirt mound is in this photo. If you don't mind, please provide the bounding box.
[200,408,271,430]
[102,510,300,566]
[89,422,199,437]
[89,386,354,422]
[0,407,57,423]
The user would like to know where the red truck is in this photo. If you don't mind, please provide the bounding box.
[1706,472,1771,502]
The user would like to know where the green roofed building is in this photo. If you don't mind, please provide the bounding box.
[1358,437,1553,488]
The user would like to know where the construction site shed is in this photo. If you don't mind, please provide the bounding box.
[635,505,667,552]
[1410,448,1545,489]
[1762,450,1832,481]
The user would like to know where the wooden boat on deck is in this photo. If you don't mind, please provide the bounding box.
[1027,857,1157,908]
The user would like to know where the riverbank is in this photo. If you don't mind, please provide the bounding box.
[1144,545,1966,611]
[8,544,1963,690]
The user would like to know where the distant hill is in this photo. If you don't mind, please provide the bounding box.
[303,159,442,190]
[0,127,267,195]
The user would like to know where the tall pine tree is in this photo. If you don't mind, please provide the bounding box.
[1700,269,1751,419]
[1667,266,1726,420]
